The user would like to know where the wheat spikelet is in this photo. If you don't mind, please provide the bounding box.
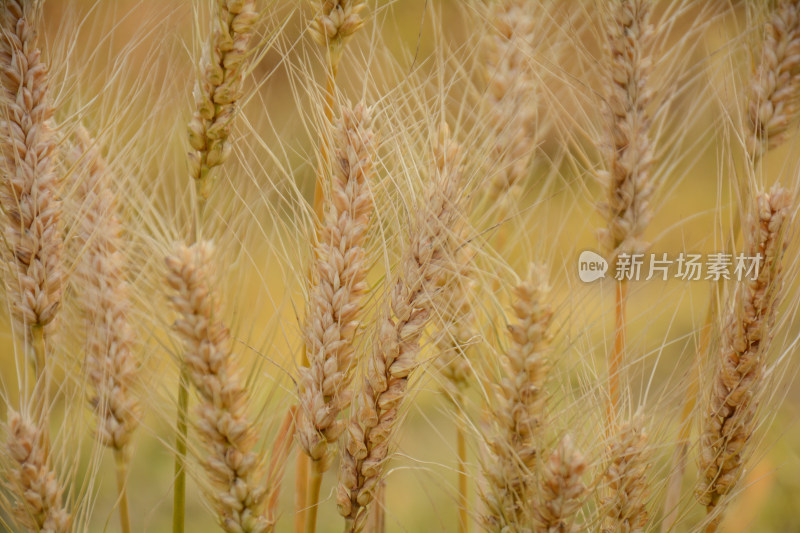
[296,103,376,470]
[597,0,655,258]
[187,0,258,199]
[534,435,587,533]
[747,0,800,156]
[483,0,537,200]
[3,411,70,533]
[165,242,269,533]
[70,128,140,452]
[0,0,62,328]
[479,265,552,532]
[600,419,650,533]
[336,124,467,532]
[696,185,792,525]
[309,0,366,50]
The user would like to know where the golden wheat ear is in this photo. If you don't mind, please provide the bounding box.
[696,185,792,531]
[535,435,588,533]
[479,265,553,531]
[336,123,468,533]
[166,242,270,533]
[600,418,651,533]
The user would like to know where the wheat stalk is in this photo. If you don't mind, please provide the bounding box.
[187,0,259,201]
[696,185,792,531]
[479,265,552,532]
[166,242,269,533]
[0,0,62,334]
[336,124,467,532]
[3,411,71,533]
[534,435,587,533]
[746,0,800,157]
[600,418,650,533]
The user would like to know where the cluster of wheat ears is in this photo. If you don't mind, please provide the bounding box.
[0,0,799,532]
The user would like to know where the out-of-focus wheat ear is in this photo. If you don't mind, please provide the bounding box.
[165,242,270,533]
[3,411,71,533]
[0,0,63,335]
[597,0,654,428]
[534,435,587,533]
[479,265,552,532]
[695,186,792,531]
[70,128,141,453]
[483,0,537,202]
[597,0,655,259]
[600,418,650,533]
[69,128,140,533]
[336,124,467,533]
[746,0,800,158]
[187,0,258,200]
[296,103,376,470]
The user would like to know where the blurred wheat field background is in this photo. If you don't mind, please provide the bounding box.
[1,0,800,532]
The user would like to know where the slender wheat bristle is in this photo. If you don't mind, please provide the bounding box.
[484,0,537,200]
[336,124,467,532]
[0,0,62,328]
[479,265,552,532]
[188,0,258,199]
[534,435,587,533]
[296,103,376,470]
[3,411,70,533]
[165,242,269,533]
[747,0,800,156]
[597,0,655,258]
[70,128,140,452]
[696,185,792,523]
[309,0,366,49]
[600,419,650,533]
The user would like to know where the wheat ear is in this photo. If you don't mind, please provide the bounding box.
[696,185,792,530]
[70,128,140,533]
[166,242,269,533]
[747,0,800,157]
[336,124,467,532]
[3,411,71,533]
[187,0,258,200]
[534,435,587,533]
[0,0,62,333]
[297,103,376,469]
[483,0,537,201]
[597,0,654,425]
[600,418,650,533]
[479,265,552,532]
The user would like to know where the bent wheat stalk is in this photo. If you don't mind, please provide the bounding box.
[696,185,792,532]
[337,124,467,533]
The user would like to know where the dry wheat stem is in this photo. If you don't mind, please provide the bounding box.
[336,124,467,532]
[3,411,71,533]
[0,0,62,331]
[166,242,270,533]
[601,418,650,533]
[188,0,258,200]
[696,185,792,530]
[479,266,552,532]
[296,103,376,470]
[534,435,587,533]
